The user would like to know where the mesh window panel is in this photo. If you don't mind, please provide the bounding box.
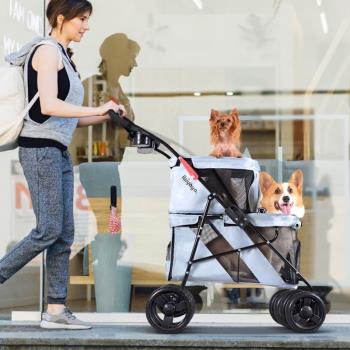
[198,168,254,211]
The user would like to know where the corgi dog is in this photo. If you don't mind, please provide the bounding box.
[209,108,241,158]
[259,169,305,218]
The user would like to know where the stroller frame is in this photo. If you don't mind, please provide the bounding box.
[109,110,326,334]
[177,193,307,288]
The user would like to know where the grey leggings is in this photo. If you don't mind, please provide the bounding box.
[0,147,74,304]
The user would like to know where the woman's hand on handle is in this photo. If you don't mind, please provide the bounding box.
[98,100,127,117]
[76,102,126,127]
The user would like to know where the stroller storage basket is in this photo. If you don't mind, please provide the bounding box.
[166,213,301,288]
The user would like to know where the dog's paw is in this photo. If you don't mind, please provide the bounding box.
[231,149,242,158]
[221,152,241,158]
[210,151,223,158]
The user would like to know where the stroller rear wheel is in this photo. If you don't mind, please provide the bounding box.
[284,291,326,332]
[277,290,306,328]
[145,284,195,333]
[272,289,296,326]
[268,289,287,323]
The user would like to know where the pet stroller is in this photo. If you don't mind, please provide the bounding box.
[109,110,326,334]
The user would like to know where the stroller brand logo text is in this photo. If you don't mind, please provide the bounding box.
[181,175,198,193]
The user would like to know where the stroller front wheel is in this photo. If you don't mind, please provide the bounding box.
[145,284,195,333]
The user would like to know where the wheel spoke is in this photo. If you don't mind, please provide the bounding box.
[303,317,314,326]
[156,294,171,309]
[292,302,301,314]
[175,300,186,313]
[310,314,321,324]
[162,315,174,327]
[292,313,302,323]
[303,297,312,307]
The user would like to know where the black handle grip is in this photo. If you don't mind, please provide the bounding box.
[108,109,133,130]
[110,185,117,207]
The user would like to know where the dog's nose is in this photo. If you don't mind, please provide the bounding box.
[282,196,290,203]
[220,122,225,127]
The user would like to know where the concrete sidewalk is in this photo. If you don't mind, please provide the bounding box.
[0,314,350,349]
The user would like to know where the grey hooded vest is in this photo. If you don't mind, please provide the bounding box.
[5,36,84,146]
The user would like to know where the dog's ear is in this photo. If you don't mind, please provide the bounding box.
[210,109,219,121]
[231,107,240,129]
[231,107,239,118]
[289,169,303,192]
[259,172,274,193]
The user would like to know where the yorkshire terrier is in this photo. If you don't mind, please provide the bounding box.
[209,108,241,158]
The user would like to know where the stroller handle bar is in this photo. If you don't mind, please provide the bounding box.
[108,110,180,160]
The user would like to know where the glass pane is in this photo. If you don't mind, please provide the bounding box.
[0,0,45,319]
[33,0,350,315]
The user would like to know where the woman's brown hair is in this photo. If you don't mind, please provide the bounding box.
[46,0,93,30]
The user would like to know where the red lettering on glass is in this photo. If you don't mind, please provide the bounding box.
[76,185,89,211]
[16,182,32,209]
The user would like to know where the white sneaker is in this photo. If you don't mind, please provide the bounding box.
[40,307,92,330]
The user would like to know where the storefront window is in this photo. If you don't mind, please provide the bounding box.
[1,0,350,318]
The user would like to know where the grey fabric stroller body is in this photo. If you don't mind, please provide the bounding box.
[109,111,326,334]
[166,157,301,288]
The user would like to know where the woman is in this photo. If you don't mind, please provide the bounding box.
[0,0,125,329]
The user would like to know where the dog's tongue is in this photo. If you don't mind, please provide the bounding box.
[280,205,292,215]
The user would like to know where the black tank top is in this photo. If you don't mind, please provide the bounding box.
[27,44,71,124]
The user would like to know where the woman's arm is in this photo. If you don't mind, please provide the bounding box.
[33,45,125,118]
[76,114,110,127]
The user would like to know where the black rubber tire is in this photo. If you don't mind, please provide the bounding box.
[145,284,196,333]
[269,289,287,324]
[284,291,326,333]
[273,289,295,326]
